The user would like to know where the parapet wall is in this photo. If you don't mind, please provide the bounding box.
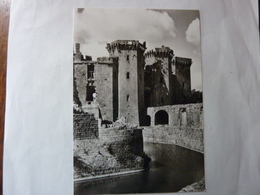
[144,103,204,152]
[143,126,203,152]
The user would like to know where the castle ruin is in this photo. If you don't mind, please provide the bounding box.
[74,40,194,126]
[73,40,203,180]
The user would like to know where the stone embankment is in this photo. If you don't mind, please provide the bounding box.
[178,177,205,192]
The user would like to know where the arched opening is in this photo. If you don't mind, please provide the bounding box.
[155,110,169,125]
[142,115,151,126]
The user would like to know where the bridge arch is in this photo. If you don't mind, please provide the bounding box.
[155,110,169,125]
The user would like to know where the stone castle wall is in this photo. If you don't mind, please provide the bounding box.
[74,127,148,180]
[143,126,203,152]
[74,113,148,180]
[143,103,204,152]
[73,113,99,140]
[99,127,144,156]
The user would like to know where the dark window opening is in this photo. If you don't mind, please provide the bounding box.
[126,72,130,79]
[126,95,129,102]
[86,86,95,101]
[88,65,94,79]
[155,110,169,125]
[126,55,129,62]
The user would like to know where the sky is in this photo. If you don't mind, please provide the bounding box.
[74,9,202,91]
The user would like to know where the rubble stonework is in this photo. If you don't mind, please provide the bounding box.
[73,113,98,140]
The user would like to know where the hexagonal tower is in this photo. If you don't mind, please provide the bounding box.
[144,46,174,106]
[106,40,146,126]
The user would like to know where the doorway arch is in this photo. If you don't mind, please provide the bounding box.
[155,110,169,125]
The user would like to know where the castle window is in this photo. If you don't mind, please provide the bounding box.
[126,55,129,62]
[127,95,129,102]
[126,72,130,79]
[88,65,94,79]
[86,86,95,101]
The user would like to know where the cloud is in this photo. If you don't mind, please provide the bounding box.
[74,9,177,59]
[185,18,200,48]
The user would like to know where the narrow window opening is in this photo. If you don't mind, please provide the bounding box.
[126,95,129,102]
[126,55,129,62]
[86,86,95,101]
[88,65,94,79]
[126,72,130,79]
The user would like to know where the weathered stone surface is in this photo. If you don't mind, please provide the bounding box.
[144,103,204,152]
[178,177,205,192]
[73,113,98,140]
[74,127,149,180]
[143,126,203,152]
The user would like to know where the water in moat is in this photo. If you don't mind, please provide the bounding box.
[74,142,204,194]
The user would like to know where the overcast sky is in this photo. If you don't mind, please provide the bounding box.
[74,9,202,91]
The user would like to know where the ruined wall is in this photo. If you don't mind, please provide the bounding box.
[172,57,192,104]
[144,47,173,107]
[74,127,148,179]
[99,127,144,156]
[143,103,204,152]
[74,63,87,106]
[95,57,118,122]
[73,113,99,140]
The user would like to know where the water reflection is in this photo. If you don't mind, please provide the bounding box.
[74,143,204,194]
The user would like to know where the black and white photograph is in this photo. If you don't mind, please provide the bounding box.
[73,8,204,194]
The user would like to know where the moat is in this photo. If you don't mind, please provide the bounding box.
[74,143,204,194]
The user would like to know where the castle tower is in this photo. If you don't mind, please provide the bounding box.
[172,57,192,104]
[106,40,146,125]
[144,46,174,106]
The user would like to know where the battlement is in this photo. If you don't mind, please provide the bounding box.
[97,57,118,64]
[106,40,146,53]
[145,46,174,58]
[174,57,192,66]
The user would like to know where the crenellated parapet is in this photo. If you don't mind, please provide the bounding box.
[106,40,146,53]
[174,57,192,67]
[145,46,174,59]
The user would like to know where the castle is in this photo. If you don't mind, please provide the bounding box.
[73,40,193,126]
